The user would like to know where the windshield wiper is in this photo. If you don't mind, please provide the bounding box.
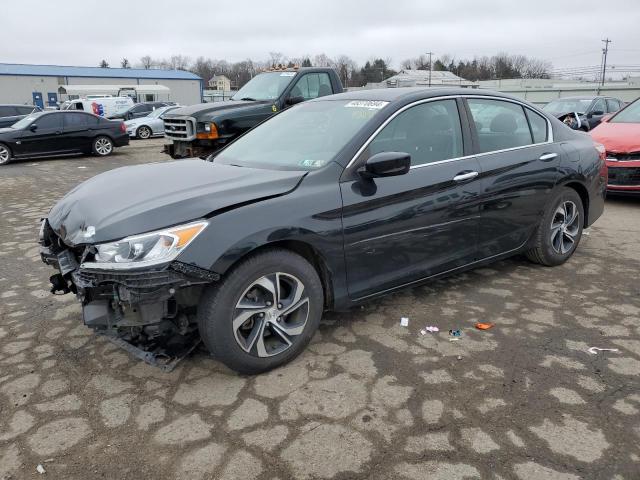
[238,97,256,101]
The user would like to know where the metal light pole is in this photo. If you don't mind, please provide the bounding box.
[601,38,612,86]
[426,51,434,87]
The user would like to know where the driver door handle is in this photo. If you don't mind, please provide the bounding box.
[453,171,479,182]
[539,153,558,161]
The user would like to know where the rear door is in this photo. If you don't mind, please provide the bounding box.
[340,98,482,300]
[465,97,562,258]
[62,112,95,152]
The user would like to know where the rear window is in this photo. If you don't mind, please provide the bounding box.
[17,106,35,115]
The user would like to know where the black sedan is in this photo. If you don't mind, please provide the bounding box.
[543,95,623,131]
[0,111,129,165]
[39,88,606,374]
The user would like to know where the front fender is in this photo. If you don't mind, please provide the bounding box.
[176,162,349,307]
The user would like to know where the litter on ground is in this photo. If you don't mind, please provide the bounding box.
[475,322,495,330]
[587,347,620,355]
[400,317,409,327]
[420,326,439,335]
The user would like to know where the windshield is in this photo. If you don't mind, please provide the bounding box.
[216,99,388,171]
[148,106,175,118]
[610,99,640,123]
[231,72,296,101]
[543,99,593,114]
[11,113,42,129]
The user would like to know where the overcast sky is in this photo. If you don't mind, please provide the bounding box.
[2,0,639,73]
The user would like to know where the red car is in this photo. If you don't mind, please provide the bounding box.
[590,98,640,195]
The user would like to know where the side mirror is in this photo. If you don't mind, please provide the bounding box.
[286,95,305,106]
[590,110,604,117]
[29,124,38,132]
[359,152,411,179]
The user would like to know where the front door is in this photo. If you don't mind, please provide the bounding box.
[340,98,482,300]
[15,113,67,157]
[465,98,562,257]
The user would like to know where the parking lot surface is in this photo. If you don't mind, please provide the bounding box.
[1,139,639,480]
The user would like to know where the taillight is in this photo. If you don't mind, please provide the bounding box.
[120,122,126,133]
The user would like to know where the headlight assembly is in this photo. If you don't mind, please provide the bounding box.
[88,221,208,269]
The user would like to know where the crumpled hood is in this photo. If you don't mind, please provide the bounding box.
[590,122,640,153]
[47,160,306,246]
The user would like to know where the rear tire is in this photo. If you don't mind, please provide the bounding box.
[137,126,151,139]
[0,143,11,166]
[197,249,323,374]
[92,136,113,156]
[526,187,584,266]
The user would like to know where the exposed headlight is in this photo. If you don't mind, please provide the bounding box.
[88,221,208,269]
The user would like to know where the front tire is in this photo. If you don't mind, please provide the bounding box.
[526,187,584,266]
[197,249,324,374]
[137,126,151,139]
[0,143,11,166]
[92,136,114,156]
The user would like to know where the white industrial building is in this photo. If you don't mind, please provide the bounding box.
[0,63,203,108]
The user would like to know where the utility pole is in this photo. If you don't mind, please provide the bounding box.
[601,38,612,86]
[426,51,434,87]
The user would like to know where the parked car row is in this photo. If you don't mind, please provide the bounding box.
[0,110,129,165]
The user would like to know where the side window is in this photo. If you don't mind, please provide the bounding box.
[525,108,548,144]
[591,98,606,114]
[290,73,333,100]
[468,99,533,153]
[366,99,464,167]
[606,99,620,113]
[0,106,17,116]
[35,114,63,130]
[17,106,34,115]
[64,113,88,128]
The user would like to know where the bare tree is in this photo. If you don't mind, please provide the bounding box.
[169,55,191,70]
[139,55,153,69]
[99,59,109,68]
[120,58,130,69]
[268,52,285,68]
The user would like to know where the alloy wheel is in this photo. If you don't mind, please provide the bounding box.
[0,145,9,164]
[95,138,113,155]
[232,272,310,357]
[138,126,151,139]
[550,200,580,254]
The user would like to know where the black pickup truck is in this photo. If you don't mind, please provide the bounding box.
[163,67,344,158]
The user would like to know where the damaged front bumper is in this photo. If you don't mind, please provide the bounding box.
[39,220,219,371]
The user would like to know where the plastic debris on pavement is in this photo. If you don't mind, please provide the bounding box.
[36,464,46,474]
[400,317,409,327]
[588,347,620,355]
[449,329,462,337]
[420,326,439,335]
[475,322,495,330]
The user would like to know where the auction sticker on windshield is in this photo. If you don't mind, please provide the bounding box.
[280,72,296,76]
[344,100,389,109]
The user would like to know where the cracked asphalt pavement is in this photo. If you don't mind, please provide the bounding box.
[1,138,639,479]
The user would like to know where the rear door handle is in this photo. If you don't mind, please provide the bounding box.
[453,171,479,182]
[539,153,558,161]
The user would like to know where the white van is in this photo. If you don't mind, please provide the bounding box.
[63,97,134,118]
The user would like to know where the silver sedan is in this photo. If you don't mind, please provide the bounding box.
[125,105,180,139]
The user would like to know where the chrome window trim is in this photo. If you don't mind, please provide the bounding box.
[345,94,554,171]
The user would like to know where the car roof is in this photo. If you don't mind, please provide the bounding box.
[549,96,598,101]
[0,104,38,107]
[310,87,526,104]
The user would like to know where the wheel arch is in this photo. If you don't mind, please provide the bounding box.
[217,239,335,310]
[562,181,590,227]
